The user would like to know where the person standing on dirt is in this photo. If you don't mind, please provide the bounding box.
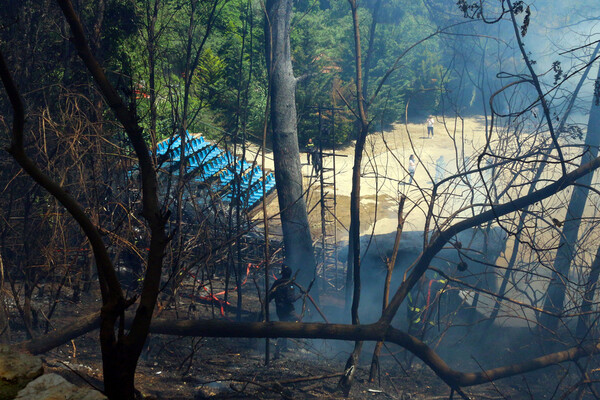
[427,115,435,138]
[268,263,299,356]
[408,154,417,185]
[434,155,445,184]
[268,263,299,323]
[312,148,322,176]
[306,138,315,164]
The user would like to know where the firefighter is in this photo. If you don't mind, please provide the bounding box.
[268,263,299,357]
[268,263,299,322]
[306,138,315,164]
[312,148,322,175]
[407,278,426,335]
[407,273,447,336]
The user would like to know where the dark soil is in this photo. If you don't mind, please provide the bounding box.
[7,268,576,400]
[41,332,530,400]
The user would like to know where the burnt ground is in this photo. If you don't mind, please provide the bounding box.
[13,273,574,400]
[42,333,529,400]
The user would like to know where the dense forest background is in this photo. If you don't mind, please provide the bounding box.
[0,0,448,147]
[3,0,597,146]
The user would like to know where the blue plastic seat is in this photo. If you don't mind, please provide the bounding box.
[247,192,263,207]
[187,154,202,171]
[196,147,221,166]
[157,138,177,156]
[204,154,229,177]
[249,191,262,201]
[265,181,276,192]
[214,170,236,190]
[203,159,219,176]
[191,139,209,153]
[248,177,261,190]
[251,185,263,199]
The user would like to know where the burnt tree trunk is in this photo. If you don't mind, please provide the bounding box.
[0,253,9,343]
[576,246,600,337]
[22,315,600,393]
[369,196,406,382]
[541,65,600,332]
[265,0,316,288]
[339,0,370,394]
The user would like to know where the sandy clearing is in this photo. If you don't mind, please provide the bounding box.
[244,115,492,240]
[303,115,490,237]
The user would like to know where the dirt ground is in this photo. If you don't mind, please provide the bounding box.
[248,115,489,243]
[323,115,489,236]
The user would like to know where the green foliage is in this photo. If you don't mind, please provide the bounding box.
[0,0,445,151]
[291,0,445,145]
[123,0,269,142]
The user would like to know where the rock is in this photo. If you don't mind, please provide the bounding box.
[0,348,43,400]
[15,373,107,400]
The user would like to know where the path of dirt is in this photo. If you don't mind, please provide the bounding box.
[301,116,488,239]
[247,115,489,241]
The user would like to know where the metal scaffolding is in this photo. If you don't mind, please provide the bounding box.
[307,105,345,291]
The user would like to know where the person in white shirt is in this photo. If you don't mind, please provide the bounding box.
[427,116,434,138]
[408,154,417,184]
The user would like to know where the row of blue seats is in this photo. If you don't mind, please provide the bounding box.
[244,173,276,208]
[157,134,206,157]
[185,146,222,170]
[223,172,275,208]
[156,132,194,156]
[201,152,235,178]
[186,137,209,154]
[155,133,278,208]
[224,159,252,175]
[247,174,275,208]
[215,171,235,191]
[215,163,260,191]
[241,165,261,185]
[227,174,262,196]
[221,165,264,196]
[164,138,210,162]
[216,164,247,190]
[240,160,253,170]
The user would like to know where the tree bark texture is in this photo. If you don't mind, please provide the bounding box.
[0,253,9,343]
[265,0,316,287]
[340,0,370,392]
[576,246,600,337]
